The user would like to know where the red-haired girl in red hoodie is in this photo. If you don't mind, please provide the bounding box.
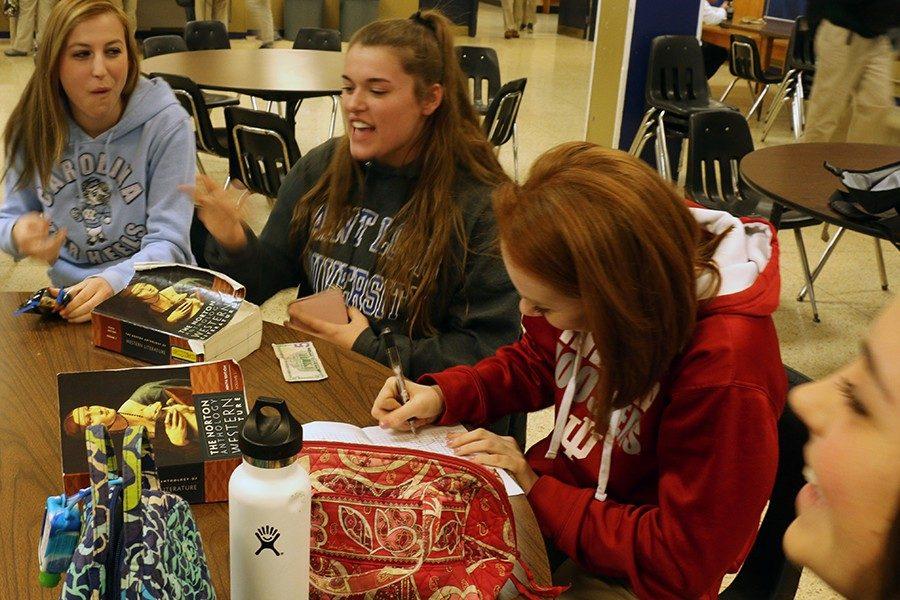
[372,142,786,599]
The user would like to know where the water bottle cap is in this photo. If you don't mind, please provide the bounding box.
[239,397,303,462]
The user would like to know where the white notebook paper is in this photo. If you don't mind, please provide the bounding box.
[303,421,524,496]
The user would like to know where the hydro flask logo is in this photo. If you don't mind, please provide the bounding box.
[254,525,282,556]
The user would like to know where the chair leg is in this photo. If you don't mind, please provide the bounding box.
[761,72,794,141]
[512,123,520,184]
[223,176,231,189]
[629,108,657,155]
[654,111,671,181]
[328,95,339,139]
[676,138,689,191]
[790,73,804,140]
[719,77,738,103]
[794,229,820,323]
[746,85,770,121]
[875,238,889,291]
[196,154,207,176]
[251,97,259,110]
[798,226,846,300]
[746,79,756,99]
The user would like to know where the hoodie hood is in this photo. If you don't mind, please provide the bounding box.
[544,206,780,502]
[68,76,181,144]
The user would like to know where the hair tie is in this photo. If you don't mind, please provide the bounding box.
[409,11,437,34]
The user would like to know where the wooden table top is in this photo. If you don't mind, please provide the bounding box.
[740,143,900,244]
[0,292,549,598]
[141,48,344,98]
[716,18,793,39]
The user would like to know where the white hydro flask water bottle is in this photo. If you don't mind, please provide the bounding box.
[229,397,311,599]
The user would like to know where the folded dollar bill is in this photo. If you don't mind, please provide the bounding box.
[272,342,328,382]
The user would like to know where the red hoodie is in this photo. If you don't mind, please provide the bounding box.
[421,209,787,599]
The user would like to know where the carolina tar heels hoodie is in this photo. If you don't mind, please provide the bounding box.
[0,76,196,293]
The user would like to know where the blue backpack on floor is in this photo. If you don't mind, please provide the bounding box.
[60,425,216,599]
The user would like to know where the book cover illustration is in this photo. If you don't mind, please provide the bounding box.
[58,360,247,503]
[97,263,243,341]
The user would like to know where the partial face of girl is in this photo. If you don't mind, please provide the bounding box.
[58,12,128,138]
[784,299,900,598]
[501,248,587,332]
[341,45,442,168]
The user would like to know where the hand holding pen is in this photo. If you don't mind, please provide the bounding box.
[372,328,445,433]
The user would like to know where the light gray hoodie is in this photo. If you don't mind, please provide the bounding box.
[0,76,196,293]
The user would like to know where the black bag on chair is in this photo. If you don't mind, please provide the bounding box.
[825,160,900,216]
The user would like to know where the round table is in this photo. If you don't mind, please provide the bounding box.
[0,292,550,598]
[740,142,900,248]
[142,49,345,131]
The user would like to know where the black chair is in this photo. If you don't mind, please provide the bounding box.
[457,46,501,116]
[720,34,784,120]
[718,366,809,600]
[482,78,527,183]
[224,107,301,201]
[291,27,342,139]
[687,110,827,322]
[629,35,735,182]
[762,16,815,141]
[184,20,231,50]
[150,72,230,177]
[142,34,188,57]
[143,35,239,110]
[292,27,341,50]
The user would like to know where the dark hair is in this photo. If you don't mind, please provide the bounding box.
[494,142,726,424]
[291,10,507,336]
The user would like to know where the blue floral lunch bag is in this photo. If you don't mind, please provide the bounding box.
[60,424,216,599]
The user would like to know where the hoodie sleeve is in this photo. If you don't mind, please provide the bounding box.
[527,383,780,599]
[95,117,196,293]
[0,161,43,259]
[350,201,521,377]
[203,141,337,304]
[418,316,560,424]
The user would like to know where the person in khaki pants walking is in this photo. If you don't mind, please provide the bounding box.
[802,0,898,143]
[5,0,55,56]
[500,0,536,38]
[194,0,228,28]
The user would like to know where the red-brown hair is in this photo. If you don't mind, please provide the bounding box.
[494,142,724,422]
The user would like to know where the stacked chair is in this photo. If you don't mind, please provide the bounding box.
[456,46,525,182]
[720,34,785,120]
[150,72,230,178]
[224,107,302,202]
[629,35,735,184]
[761,16,816,142]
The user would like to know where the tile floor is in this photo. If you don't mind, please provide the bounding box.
[3,4,898,597]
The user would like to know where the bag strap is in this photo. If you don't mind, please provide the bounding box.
[84,425,119,565]
[309,494,442,596]
[509,558,570,599]
[121,426,159,539]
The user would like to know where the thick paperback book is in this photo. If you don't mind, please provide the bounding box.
[58,360,248,503]
[91,262,262,365]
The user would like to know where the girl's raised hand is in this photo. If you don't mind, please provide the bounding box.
[178,174,248,253]
[11,212,67,264]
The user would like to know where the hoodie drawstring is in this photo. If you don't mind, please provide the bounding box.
[544,338,582,460]
[595,407,623,501]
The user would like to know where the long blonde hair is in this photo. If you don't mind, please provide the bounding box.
[291,10,507,336]
[2,0,140,190]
